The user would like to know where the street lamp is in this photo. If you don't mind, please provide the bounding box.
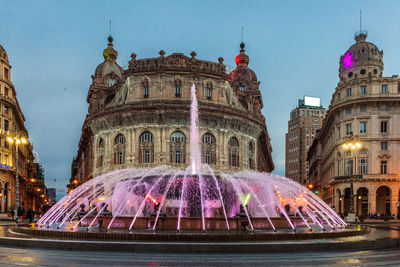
[7,134,28,212]
[342,136,362,222]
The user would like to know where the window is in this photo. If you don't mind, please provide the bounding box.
[346,123,352,135]
[170,131,186,164]
[175,85,181,97]
[114,134,126,145]
[4,119,9,132]
[360,104,367,112]
[359,158,368,174]
[382,84,388,94]
[380,121,388,133]
[360,85,366,95]
[346,107,352,115]
[380,161,388,174]
[346,88,352,97]
[4,105,8,115]
[108,78,117,87]
[381,142,388,151]
[4,154,8,165]
[248,142,255,169]
[139,131,154,164]
[359,122,367,134]
[228,137,239,167]
[4,68,9,80]
[97,138,105,168]
[142,79,149,98]
[113,134,126,165]
[4,87,8,97]
[337,126,341,138]
[237,82,246,92]
[202,133,216,164]
[175,80,182,97]
[345,159,353,175]
[206,83,212,100]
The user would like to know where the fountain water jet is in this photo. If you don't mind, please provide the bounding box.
[38,84,347,233]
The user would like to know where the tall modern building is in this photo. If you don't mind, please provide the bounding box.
[0,45,47,212]
[308,30,400,219]
[285,96,326,184]
[68,38,274,190]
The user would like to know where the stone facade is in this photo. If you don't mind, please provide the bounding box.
[68,38,274,189]
[307,31,400,218]
[0,45,46,212]
[285,97,326,184]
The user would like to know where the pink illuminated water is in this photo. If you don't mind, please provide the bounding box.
[37,84,347,232]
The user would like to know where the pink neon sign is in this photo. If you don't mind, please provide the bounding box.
[342,51,354,69]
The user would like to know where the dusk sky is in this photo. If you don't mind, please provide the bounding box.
[1,0,400,199]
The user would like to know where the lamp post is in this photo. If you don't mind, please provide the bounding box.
[342,136,361,222]
[7,134,28,212]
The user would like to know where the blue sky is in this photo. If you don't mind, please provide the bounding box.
[1,0,400,199]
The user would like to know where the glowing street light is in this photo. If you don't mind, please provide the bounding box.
[7,133,29,212]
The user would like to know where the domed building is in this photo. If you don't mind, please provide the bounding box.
[308,31,400,220]
[69,38,274,189]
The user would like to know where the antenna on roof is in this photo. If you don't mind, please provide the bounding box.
[241,26,244,43]
[360,10,362,32]
[109,20,112,36]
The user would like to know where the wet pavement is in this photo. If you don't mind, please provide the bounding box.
[0,245,399,266]
[0,222,399,266]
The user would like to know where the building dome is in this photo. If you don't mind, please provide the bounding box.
[0,45,9,63]
[339,31,383,81]
[228,42,259,93]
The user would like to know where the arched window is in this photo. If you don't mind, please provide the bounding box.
[206,82,212,100]
[202,133,216,164]
[248,141,255,169]
[143,79,149,98]
[97,138,105,168]
[113,134,126,165]
[228,137,239,167]
[175,79,182,97]
[170,131,186,164]
[139,131,154,163]
[115,134,126,145]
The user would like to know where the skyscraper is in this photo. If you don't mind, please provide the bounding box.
[285,96,326,184]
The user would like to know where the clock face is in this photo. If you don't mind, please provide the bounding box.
[108,78,117,87]
[237,82,246,92]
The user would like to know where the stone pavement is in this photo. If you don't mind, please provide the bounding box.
[0,245,399,266]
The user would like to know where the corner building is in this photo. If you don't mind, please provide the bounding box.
[0,45,46,212]
[308,31,400,218]
[69,38,274,189]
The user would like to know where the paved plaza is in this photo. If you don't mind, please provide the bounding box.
[0,245,399,266]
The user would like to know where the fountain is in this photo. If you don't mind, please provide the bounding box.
[37,84,346,233]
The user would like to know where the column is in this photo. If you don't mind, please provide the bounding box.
[369,193,376,215]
